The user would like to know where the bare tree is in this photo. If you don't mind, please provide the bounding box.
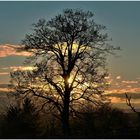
[10,9,118,137]
[125,93,140,118]
[125,93,140,136]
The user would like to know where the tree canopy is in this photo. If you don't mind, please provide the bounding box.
[10,9,119,136]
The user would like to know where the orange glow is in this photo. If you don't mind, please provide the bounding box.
[9,66,36,71]
[0,44,31,57]
[0,88,14,92]
[116,76,121,80]
[122,80,138,84]
[0,72,9,75]
[106,87,140,94]
[67,76,73,84]
[104,74,140,94]
[108,97,124,103]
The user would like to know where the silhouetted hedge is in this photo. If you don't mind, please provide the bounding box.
[0,101,140,138]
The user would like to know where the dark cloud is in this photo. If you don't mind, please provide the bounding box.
[0,84,9,88]
[0,44,31,58]
[106,92,140,100]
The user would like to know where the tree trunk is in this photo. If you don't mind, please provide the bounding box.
[61,90,70,137]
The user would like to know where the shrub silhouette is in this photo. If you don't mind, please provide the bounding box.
[0,98,139,138]
[70,104,129,138]
[94,105,129,138]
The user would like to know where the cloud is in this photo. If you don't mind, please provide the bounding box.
[106,87,140,94]
[0,88,10,92]
[3,66,36,71]
[2,66,36,71]
[0,87,14,93]
[105,76,110,79]
[116,76,121,80]
[105,75,113,85]
[0,84,9,92]
[0,72,9,75]
[0,84,9,88]
[0,84,14,93]
[0,44,31,57]
[108,96,124,103]
[105,74,140,94]
[122,80,138,84]
[107,92,140,100]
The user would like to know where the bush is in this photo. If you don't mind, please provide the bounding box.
[70,104,129,138]
[1,98,39,138]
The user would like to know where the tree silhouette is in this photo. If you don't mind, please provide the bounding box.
[1,98,39,138]
[125,93,140,118]
[10,9,118,137]
[125,93,140,137]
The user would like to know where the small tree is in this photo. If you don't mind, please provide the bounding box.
[11,9,118,137]
[125,93,140,136]
[2,98,39,138]
[125,93,140,118]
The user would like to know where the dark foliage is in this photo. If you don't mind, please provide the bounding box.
[1,98,39,138]
[0,101,140,138]
[70,104,130,138]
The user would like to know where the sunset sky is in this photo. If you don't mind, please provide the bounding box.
[0,1,140,109]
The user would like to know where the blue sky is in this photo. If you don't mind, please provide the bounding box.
[0,1,140,98]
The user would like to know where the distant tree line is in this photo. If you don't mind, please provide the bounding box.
[0,96,139,138]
